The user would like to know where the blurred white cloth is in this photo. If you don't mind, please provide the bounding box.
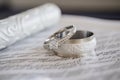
[0,3,61,50]
[0,15,120,80]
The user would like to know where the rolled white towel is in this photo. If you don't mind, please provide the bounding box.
[0,3,61,50]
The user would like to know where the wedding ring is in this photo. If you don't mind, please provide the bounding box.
[43,26,96,58]
[54,30,96,58]
[44,25,76,50]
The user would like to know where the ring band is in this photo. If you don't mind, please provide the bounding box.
[53,30,96,58]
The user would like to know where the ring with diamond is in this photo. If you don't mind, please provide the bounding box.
[43,26,96,58]
[44,25,76,50]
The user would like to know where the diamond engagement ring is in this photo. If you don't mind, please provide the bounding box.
[44,25,76,50]
[43,25,96,58]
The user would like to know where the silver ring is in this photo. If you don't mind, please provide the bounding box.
[44,25,76,50]
[54,30,96,58]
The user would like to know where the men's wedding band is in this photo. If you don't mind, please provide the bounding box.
[54,30,96,58]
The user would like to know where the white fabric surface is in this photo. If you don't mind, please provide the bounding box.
[0,15,120,80]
